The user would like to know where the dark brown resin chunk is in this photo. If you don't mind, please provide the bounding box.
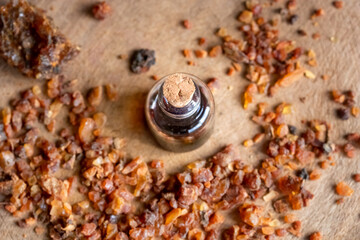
[130,49,156,73]
[0,0,79,79]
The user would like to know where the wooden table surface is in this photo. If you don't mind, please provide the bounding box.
[0,0,359,239]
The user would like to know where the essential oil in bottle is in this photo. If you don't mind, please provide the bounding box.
[145,72,215,152]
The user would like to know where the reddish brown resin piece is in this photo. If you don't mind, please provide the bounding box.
[0,0,79,79]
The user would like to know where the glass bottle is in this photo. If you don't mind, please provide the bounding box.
[145,73,215,152]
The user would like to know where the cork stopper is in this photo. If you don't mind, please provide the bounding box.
[162,73,196,108]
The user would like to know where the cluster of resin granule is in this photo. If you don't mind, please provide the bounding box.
[0,0,79,79]
[181,1,347,112]
[0,75,358,239]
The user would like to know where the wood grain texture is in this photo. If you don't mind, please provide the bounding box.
[0,0,359,239]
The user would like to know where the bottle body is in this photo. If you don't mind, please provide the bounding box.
[145,73,215,152]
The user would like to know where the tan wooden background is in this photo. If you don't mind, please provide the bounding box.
[0,0,359,239]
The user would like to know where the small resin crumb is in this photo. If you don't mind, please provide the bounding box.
[207,78,220,93]
[187,60,195,66]
[336,181,354,196]
[227,67,235,76]
[297,29,307,36]
[275,228,287,237]
[198,37,206,46]
[343,143,355,158]
[311,9,325,19]
[183,49,192,58]
[284,214,296,223]
[336,108,350,120]
[288,14,299,24]
[183,19,191,29]
[312,33,321,40]
[333,1,343,9]
[105,84,118,101]
[309,232,322,240]
[321,74,329,81]
[34,226,45,235]
[194,50,207,58]
[309,169,321,180]
[288,220,302,237]
[351,107,359,117]
[243,139,254,147]
[209,45,222,57]
[117,54,128,60]
[336,198,345,205]
[353,174,360,183]
[92,1,111,20]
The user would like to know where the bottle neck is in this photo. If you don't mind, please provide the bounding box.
[157,83,201,119]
